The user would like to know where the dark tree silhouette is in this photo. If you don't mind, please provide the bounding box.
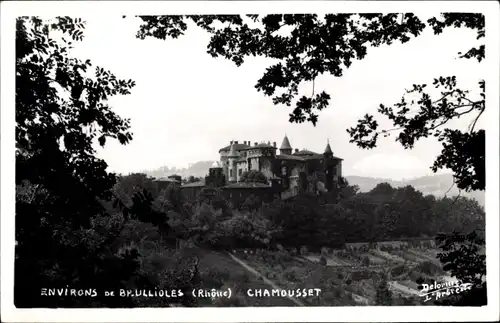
[132,12,486,306]
[133,13,484,191]
[134,14,427,126]
[15,16,140,308]
[347,13,485,192]
[375,276,393,305]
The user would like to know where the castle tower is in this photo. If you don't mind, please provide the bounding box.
[324,139,334,191]
[324,139,333,158]
[279,134,293,155]
[227,143,238,183]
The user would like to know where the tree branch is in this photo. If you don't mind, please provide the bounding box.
[469,107,485,133]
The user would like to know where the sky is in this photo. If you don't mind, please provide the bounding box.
[69,14,485,180]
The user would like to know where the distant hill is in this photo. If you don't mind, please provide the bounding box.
[141,161,484,206]
[141,160,216,180]
[345,174,485,207]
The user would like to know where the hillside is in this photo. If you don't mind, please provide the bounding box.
[142,162,484,206]
[345,174,485,207]
[141,161,216,179]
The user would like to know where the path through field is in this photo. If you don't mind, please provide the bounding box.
[226,252,305,306]
[388,281,420,296]
[235,253,374,306]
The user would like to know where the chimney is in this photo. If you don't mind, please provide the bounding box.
[267,141,270,145]
[235,141,238,144]
[230,140,234,145]
[295,149,299,153]
[273,142,276,147]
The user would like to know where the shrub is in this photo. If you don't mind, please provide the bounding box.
[362,256,371,267]
[319,255,327,266]
[284,268,298,282]
[213,295,243,307]
[200,267,230,289]
[300,246,308,255]
[417,260,443,276]
[391,265,406,278]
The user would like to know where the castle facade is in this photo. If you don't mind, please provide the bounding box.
[218,135,343,196]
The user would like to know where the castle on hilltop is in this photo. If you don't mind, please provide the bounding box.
[218,135,343,194]
[178,135,343,205]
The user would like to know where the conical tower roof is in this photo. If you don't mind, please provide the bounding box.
[324,140,333,155]
[280,135,292,150]
[228,143,238,157]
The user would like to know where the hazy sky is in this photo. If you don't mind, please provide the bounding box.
[69,14,485,180]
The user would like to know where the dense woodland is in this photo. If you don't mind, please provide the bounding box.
[15,13,486,308]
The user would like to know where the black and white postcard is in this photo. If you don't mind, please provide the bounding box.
[1,1,499,322]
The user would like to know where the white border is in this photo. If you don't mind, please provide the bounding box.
[1,1,499,322]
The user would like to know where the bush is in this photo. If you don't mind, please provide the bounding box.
[319,255,327,266]
[417,260,443,276]
[362,256,371,266]
[213,295,243,307]
[200,267,230,289]
[283,268,298,282]
[391,265,407,278]
[300,246,308,255]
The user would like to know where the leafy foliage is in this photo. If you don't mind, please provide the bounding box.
[347,13,485,192]
[133,14,484,189]
[15,16,140,307]
[375,277,393,305]
[134,13,428,125]
[265,182,484,250]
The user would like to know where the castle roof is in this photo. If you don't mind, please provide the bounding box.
[303,153,343,161]
[228,144,239,157]
[280,135,292,150]
[293,149,317,156]
[223,182,271,189]
[324,142,333,154]
[303,154,325,160]
[245,143,277,149]
[218,143,250,153]
[276,154,305,161]
[155,177,181,183]
[181,180,206,188]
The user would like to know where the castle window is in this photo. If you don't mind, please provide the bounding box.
[238,169,242,176]
[230,170,233,177]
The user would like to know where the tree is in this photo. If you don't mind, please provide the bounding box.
[134,14,426,126]
[347,14,485,192]
[15,16,141,307]
[132,13,484,191]
[434,230,486,306]
[184,175,202,184]
[239,170,268,184]
[241,194,262,212]
[375,276,393,305]
[112,173,157,207]
[132,13,486,305]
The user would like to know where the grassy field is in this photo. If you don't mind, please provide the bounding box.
[195,249,297,306]
[186,246,444,306]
